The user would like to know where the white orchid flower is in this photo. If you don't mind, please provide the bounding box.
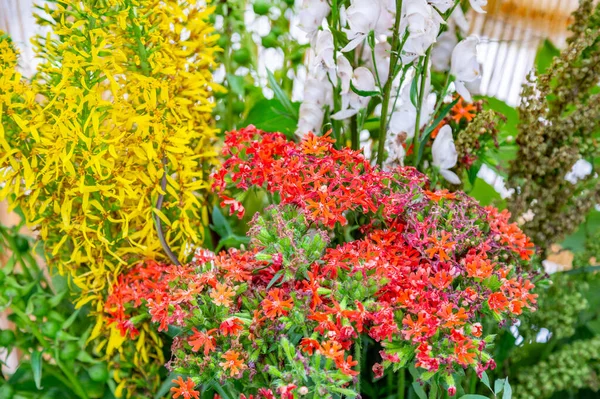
[342,0,395,52]
[400,0,443,62]
[297,75,333,135]
[298,0,331,39]
[432,125,461,184]
[314,30,336,78]
[428,0,454,13]
[332,66,377,120]
[450,36,481,102]
[389,73,436,139]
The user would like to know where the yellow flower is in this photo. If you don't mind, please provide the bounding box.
[0,0,223,395]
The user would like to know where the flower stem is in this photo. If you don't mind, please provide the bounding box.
[398,368,406,399]
[411,48,432,169]
[377,0,404,167]
[351,114,359,150]
[355,336,362,393]
[154,156,182,266]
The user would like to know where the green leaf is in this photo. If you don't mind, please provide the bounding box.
[31,350,43,390]
[267,269,284,289]
[502,380,512,399]
[459,395,489,399]
[243,98,300,138]
[154,373,181,399]
[412,381,428,399]
[535,39,560,75]
[494,378,506,395]
[480,371,492,393]
[226,74,245,96]
[266,69,297,119]
[211,205,233,238]
[350,80,380,97]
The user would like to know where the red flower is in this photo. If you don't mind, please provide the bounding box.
[188,328,217,355]
[335,355,359,376]
[220,317,244,336]
[300,338,321,355]
[488,292,509,312]
[170,376,200,399]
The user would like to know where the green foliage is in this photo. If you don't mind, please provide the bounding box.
[0,220,113,398]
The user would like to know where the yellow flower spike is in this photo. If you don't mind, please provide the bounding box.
[0,0,221,394]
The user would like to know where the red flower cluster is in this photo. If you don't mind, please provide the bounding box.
[107,127,537,399]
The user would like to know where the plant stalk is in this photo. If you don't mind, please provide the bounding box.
[377,0,404,167]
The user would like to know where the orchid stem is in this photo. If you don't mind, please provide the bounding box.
[377,0,404,167]
[412,48,432,170]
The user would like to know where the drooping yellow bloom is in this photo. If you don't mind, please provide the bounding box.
[0,0,223,396]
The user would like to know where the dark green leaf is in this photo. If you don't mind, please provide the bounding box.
[211,205,233,238]
[243,99,300,138]
[267,270,284,290]
[266,69,297,119]
[154,373,181,399]
[411,381,427,399]
[350,80,380,98]
[31,350,43,390]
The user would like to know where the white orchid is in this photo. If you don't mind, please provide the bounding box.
[313,30,336,78]
[450,36,481,102]
[389,73,436,139]
[469,0,488,13]
[400,0,443,62]
[428,0,454,13]
[297,75,333,135]
[341,0,395,52]
[298,0,331,39]
[332,66,377,119]
[431,125,460,184]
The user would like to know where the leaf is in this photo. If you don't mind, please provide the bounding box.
[154,373,181,399]
[243,99,300,138]
[416,97,460,165]
[535,39,560,75]
[267,269,284,289]
[494,378,506,395]
[211,205,233,238]
[502,379,512,399]
[31,350,43,390]
[459,396,489,399]
[480,371,492,393]
[266,69,297,119]
[226,74,245,96]
[411,381,427,399]
[350,80,380,98]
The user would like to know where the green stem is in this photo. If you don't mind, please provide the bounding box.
[411,48,432,169]
[377,0,404,166]
[223,5,234,131]
[354,337,362,394]
[398,368,406,399]
[351,114,359,150]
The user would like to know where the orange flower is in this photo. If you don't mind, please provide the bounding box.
[220,317,244,336]
[424,189,456,202]
[439,304,468,329]
[209,282,235,307]
[262,288,294,319]
[188,328,217,355]
[219,350,247,377]
[454,338,476,366]
[488,292,509,312]
[335,355,359,376]
[171,376,200,399]
[466,257,494,279]
[451,98,477,123]
[472,322,483,338]
[425,231,456,261]
[300,338,321,355]
[319,340,344,361]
